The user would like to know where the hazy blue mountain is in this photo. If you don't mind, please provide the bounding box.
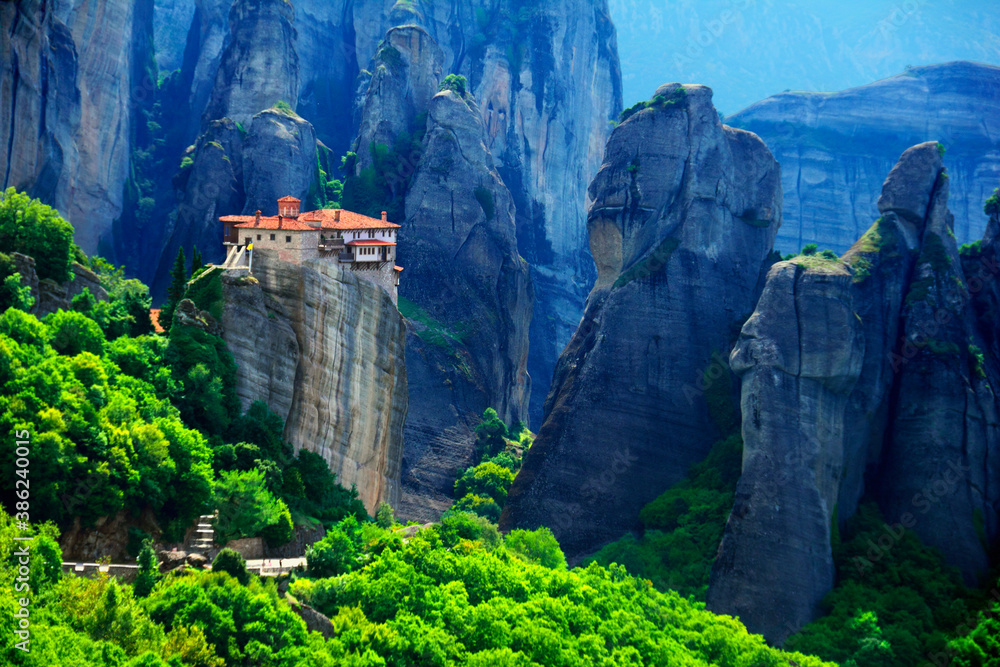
[609,0,1000,114]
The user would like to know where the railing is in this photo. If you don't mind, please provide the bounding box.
[318,239,345,252]
[338,252,355,262]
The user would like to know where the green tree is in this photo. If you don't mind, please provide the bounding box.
[134,539,160,597]
[0,188,76,283]
[191,246,203,275]
[213,468,292,544]
[454,461,515,506]
[439,73,468,97]
[504,527,567,569]
[1,272,34,311]
[45,309,106,356]
[474,408,509,458]
[375,502,395,529]
[211,547,250,585]
[159,247,187,332]
[306,517,360,577]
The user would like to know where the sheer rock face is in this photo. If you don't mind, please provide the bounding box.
[241,109,318,214]
[221,255,408,513]
[202,0,298,128]
[398,90,533,520]
[727,62,1000,254]
[153,0,196,72]
[501,84,781,558]
[708,143,1000,643]
[0,0,154,254]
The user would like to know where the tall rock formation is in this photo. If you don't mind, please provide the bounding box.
[501,83,781,558]
[0,0,155,254]
[201,0,299,128]
[348,31,532,519]
[727,62,1000,254]
[708,144,1000,642]
[153,0,196,73]
[221,254,408,512]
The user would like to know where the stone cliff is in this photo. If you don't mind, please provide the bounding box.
[727,62,1000,254]
[0,0,155,255]
[501,84,781,558]
[220,254,407,512]
[707,144,1000,642]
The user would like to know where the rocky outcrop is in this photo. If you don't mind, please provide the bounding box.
[707,144,1000,642]
[241,109,318,213]
[727,62,1000,254]
[12,253,109,318]
[153,0,196,73]
[398,89,533,521]
[501,84,781,558]
[0,0,155,255]
[220,255,407,513]
[202,0,299,128]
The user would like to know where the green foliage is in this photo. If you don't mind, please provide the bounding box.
[0,188,77,283]
[454,461,515,506]
[211,547,250,586]
[272,99,297,116]
[473,186,495,221]
[306,516,361,577]
[134,539,160,598]
[960,240,983,258]
[159,248,188,332]
[803,243,819,255]
[165,312,238,436]
[474,407,509,458]
[947,581,1000,666]
[280,449,369,526]
[453,493,502,522]
[589,434,743,599]
[440,73,469,97]
[937,142,947,157]
[375,502,395,529]
[46,309,106,356]
[212,468,294,546]
[619,86,687,122]
[1,272,34,311]
[291,520,836,667]
[786,503,979,667]
[985,188,1000,218]
[504,527,566,569]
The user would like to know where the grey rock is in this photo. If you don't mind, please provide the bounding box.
[222,254,407,513]
[398,90,533,521]
[501,83,781,558]
[0,0,155,255]
[727,62,1000,254]
[153,0,196,73]
[241,108,318,215]
[202,0,299,129]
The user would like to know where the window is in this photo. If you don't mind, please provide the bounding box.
[257,234,261,240]
[270,234,275,241]
[286,236,292,243]
[245,237,251,245]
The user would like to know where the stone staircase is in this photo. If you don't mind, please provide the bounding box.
[189,512,218,554]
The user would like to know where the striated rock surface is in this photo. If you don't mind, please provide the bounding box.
[241,108,318,214]
[202,0,299,128]
[13,252,109,318]
[0,0,155,255]
[501,84,781,558]
[398,89,533,520]
[221,254,407,513]
[727,62,1000,254]
[153,0,196,73]
[708,144,1000,642]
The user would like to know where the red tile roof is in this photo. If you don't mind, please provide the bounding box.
[346,239,395,246]
[300,208,401,230]
[150,309,165,333]
[277,196,301,203]
[232,217,318,231]
[394,266,404,272]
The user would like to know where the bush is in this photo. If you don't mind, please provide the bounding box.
[0,187,76,283]
[134,539,159,597]
[375,502,395,529]
[306,517,360,577]
[454,461,515,505]
[46,310,106,356]
[474,408,509,458]
[440,73,468,97]
[212,547,250,585]
[504,527,566,569]
[453,493,502,522]
[213,468,293,544]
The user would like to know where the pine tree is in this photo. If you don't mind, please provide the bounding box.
[159,247,187,332]
[134,539,159,597]
[191,246,203,274]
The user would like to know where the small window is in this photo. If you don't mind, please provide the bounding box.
[270,234,275,241]
[286,235,292,243]
[245,237,251,245]
[257,234,261,240]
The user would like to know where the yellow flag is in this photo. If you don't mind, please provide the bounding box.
[248,243,253,251]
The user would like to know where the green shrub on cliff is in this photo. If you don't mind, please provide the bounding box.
[0,188,77,283]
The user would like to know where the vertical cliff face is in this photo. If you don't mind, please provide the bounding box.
[153,0,196,72]
[500,84,781,558]
[221,255,408,512]
[399,90,534,520]
[708,144,1000,643]
[202,0,298,128]
[727,62,1000,254]
[0,0,154,255]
